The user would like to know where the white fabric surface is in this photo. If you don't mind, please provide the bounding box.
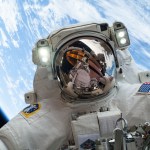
[0,49,150,149]
[97,110,121,137]
[138,71,150,83]
[71,112,100,147]
[0,140,8,150]
[113,82,150,126]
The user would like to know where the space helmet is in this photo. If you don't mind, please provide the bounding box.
[32,22,130,103]
[53,37,117,103]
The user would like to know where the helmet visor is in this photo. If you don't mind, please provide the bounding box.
[55,37,116,101]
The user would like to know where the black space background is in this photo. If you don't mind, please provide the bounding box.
[0,108,9,128]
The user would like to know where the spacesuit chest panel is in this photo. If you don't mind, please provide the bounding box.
[71,110,121,149]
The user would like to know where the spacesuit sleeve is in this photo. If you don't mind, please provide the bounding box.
[117,49,140,84]
[0,140,8,150]
[0,122,18,150]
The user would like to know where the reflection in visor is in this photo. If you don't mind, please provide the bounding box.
[66,48,113,97]
[55,37,116,100]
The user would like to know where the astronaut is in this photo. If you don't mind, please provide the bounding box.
[0,22,150,150]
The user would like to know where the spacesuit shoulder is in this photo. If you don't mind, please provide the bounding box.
[0,102,51,149]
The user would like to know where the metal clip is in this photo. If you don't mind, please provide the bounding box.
[114,114,128,150]
[115,113,128,133]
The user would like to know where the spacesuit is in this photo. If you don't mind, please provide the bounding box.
[0,22,150,150]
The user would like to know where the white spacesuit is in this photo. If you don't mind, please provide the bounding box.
[0,22,150,150]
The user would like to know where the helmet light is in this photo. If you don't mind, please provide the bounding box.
[38,47,51,64]
[113,22,130,49]
[120,38,127,44]
[117,31,125,38]
[32,39,52,67]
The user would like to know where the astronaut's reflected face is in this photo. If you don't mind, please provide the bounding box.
[55,37,116,99]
